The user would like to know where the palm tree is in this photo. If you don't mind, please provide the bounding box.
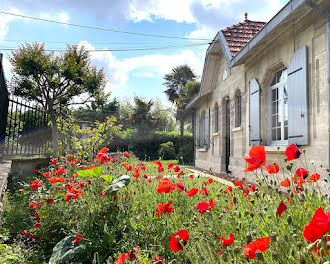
[163,65,199,147]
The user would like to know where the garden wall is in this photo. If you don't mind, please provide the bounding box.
[10,157,50,181]
[0,160,11,221]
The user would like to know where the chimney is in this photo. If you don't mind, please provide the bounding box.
[245,12,248,21]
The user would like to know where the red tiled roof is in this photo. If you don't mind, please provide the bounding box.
[222,19,266,57]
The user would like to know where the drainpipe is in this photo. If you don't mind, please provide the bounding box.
[305,0,330,168]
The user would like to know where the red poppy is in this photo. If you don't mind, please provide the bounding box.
[46,198,55,204]
[34,212,39,219]
[100,188,107,197]
[296,168,309,179]
[49,177,65,184]
[156,179,173,193]
[29,201,38,209]
[186,188,198,197]
[73,234,83,243]
[33,169,39,173]
[123,153,130,158]
[64,188,82,202]
[128,248,139,260]
[243,146,266,172]
[174,182,184,193]
[141,165,145,170]
[29,233,36,239]
[147,178,152,183]
[29,180,42,189]
[155,201,175,217]
[152,255,164,264]
[220,233,234,247]
[173,166,180,172]
[79,182,85,188]
[81,160,86,164]
[169,230,189,253]
[285,144,302,161]
[114,253,128,264]
[243,237,270,259]
[307,173,320,182]
[168,163,174,169]
[234,179,244,189]
[56,167,66,174]
[33,222,42,228]
[264,164,279,174]
[153,160,162,167]
[276,201,288,217]
[22,230,28,236]
[303,207,330,242]
[280,178,291,187]
[98,147,109,154]
[195,202,210,214]
[127,165,133,172]
[207,178,213,184]
[158,166,164,173]
[224,186,232,193]
[250,185,256,192]
[209,199,216,209]
[200,187,209,198]
[189,174,194,178]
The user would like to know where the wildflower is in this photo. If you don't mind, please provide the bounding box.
[33,222,42,228]
[186,188,198,197]
[296,168,309,179]
[307,173,320,182]
[280,178,291,187]
[141,165,145,170]
[33,169,39,173]
[42,172,52,178]
[147,178,152,183]
[98,147,109,154]
[200,187,209,198]
[155,201,175,217]
[29,180,42,189]
[243,237,270,259]
[127,248,139,261]
[100,188,107,197]
[276,201,288,217]
[73,234,83,243]
[114,253,127,264]
[64,188,82,202]
[168,163,174,169]
[22,230,28,236]
[189,174,194,178]
[173,166,180,172]
[123,153,130,158]
[56,167,66,174]
[158,166,164,173]
[169,230,189,253]
[29,233,36,239]
[34,212,39,219]
[264,164,279,174]
[243,146,266,172]
[46,198,55,204]
[152,255,164,264]
[79,182,85,188]
[153,160,162,167]
[195,202,210,214]
[174,182,184,193]
[220,233,235,247]
[209,199,216,209]
[224,186,232,193]
[303,207,330,242]
[156,179,173,194]
[29,201,39,209]
[285,144,302,161]
[49,177,65,184]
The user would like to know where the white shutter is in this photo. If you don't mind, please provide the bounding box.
[249,78,261,146]
[196,115,200,148]
[205,107,210,147]
[288,46,309,145]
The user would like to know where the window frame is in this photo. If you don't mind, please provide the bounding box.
[214,104,219,133]
[235,93,242,128]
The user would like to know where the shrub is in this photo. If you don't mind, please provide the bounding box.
[159,141,176,160]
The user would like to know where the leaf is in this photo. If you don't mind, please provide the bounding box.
[49,236,85,264]
[101,175,113,182]
[77,166,104,177]
[105,175,130,195]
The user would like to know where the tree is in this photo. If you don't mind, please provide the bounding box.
[163,65,199,146]
[9,43,107,156]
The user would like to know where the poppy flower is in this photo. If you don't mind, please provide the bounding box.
[42,172,52,178]
[64,188,82,202]
[174,182,184,193]
[173,166,180,172]
[49,177,65,184]
[186,188,198,197]
[153,160,162,167]
[234,179,244,189]
[168,163,174,169]
[296,168,309,179]
[169,230,189,253]
[307,173,320,182]
[127,165,133,172]
[123,153,130,158]
[243,237,270,259]
[158,166,164,173]
[33,222,42,228]
[303,207,330,243]
[29,201,38,209]
[141,165,145,170]
[280,178,290,187]
[128,248,139,260]
[155,201,175,217]
[276,201,288,217]
[264,164,279,174]
[73,234,83,244]
[220,233,235,247]
[34,212,39,219]
[56,167,66,174]
[224,186,232,193]
[207,178,213,184]
[200,187,209,198]
[114,253,128,264]
[250,185,256,192]
[189,174,194,178]
[209,199,216,209]
[98,147,109,154]
[29,233,36,239]
[156,179,173,193]
[46,198,55,204]
[22,230,28,236]
[152,255,164,264]
[29,180,42,189]
[33,169,39,173]
[195,202,210,214]
[285,144,302,161]
[243,146,266,172]
[147,178,152,183]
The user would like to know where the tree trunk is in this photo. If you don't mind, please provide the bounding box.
[50,110,59,157]
[180,116,184,148]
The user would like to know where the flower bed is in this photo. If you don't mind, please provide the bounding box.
[0,145,329,263]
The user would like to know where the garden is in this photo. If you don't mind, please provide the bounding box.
[0,144,329,263]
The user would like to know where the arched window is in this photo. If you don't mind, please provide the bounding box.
[200,111,205,147]
[269,68,288,144]
[235,92,241,127]
[214,103,219,133]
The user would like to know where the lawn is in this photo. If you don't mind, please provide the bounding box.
[0,148,329,263]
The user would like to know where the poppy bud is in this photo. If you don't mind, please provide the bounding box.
[255,192,259,198]
[287,215,292,225]
[251,231,256,236]
[250,212,254,218]
[246,233,252,243]
[286,164,292,171]
[272,251,279,260]
[296,241,303,249]
[270,232,277,242]
[250,199,255,205]
[233,247,240,254]
[256,250,263,260]
[236,226,240,232]
[292,234,298,239]
[290,249,295,257]
[233,196,237,204]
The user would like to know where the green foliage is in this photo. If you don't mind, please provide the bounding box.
[57,115,122,157]
[49,236,85,264]
[76,166,104,177]
[159,141,176,160]
[105,175,131,194]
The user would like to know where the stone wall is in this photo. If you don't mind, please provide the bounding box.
[0,160,11,221]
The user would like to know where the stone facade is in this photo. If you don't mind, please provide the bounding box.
[191,2,330,182]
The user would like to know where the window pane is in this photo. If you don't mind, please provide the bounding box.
[284,126,288,140]
[272,88,278,101]
[272,114,277,127]
[272,128,277,140]
[277,127,281,140]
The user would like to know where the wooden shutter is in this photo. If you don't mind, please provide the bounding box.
[249,78,261,146]
[196,114,200,148]
[288,45,308,145]
[205,107,210,147]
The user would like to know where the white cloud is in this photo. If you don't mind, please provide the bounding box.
[78,41,204,95]
[2,56,12,81]
[0,7,22,39]
[40,11,70,24]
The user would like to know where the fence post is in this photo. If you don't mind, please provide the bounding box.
[0,54,9,160]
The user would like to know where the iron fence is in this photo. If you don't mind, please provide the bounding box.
[1,95,51,156]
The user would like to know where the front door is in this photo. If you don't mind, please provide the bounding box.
[225,100,230,172]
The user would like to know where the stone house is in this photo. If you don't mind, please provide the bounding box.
[186,0,330,178]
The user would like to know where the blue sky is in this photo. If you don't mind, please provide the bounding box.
[0,0,289,106]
